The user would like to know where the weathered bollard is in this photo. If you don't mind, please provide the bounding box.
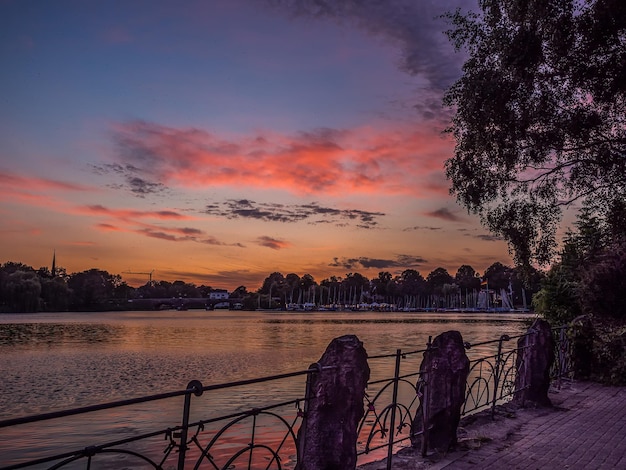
[570,315,594,380]
[411,331,469,455]
[513,318,555,406]
[296,335,369,470]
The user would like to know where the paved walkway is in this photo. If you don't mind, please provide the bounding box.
[360,381,626,469]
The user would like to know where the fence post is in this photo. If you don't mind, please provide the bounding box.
[513,319,555,407]
[177,380,203,470]
[411,331,469,455]
[570,315,594,380]
[384,349,402,470]
[491,334,509,417]
[296,335,369,470]
[420,336,432,458]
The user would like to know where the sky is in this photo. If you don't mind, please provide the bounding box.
[0,0,516,290]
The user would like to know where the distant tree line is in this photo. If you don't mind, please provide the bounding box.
[0,261,542,313]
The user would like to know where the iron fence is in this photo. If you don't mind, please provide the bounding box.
[462,333,530,417]
[552,325,574,385]
[0,325,574,470]
[0,369,323,470]
[357,343,430,468]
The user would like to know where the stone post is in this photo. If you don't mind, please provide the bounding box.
[513,318,555,406]
[411,330,469,454]
[296,335,369,470]
[570,315,594,380]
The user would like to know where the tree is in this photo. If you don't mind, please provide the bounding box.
[444,0,626,267]
[231,285,248,298]
[67,269,118,310]
[397,269,425,297]
[3,270,41,312]
[426,268,454,294]
[455,265,481,291]
[371,271,393,299]
[482,262,513,291]
[40,277,70,312]
[578,239,626,319]
[285,273,301,303]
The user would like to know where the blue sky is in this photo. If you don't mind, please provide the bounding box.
[0,0,517,290]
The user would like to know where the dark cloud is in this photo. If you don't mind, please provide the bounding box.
[205,200,385,229]
[424,207,464,222]
[270,0,474,90]
[403,225,442,232]
[329,254,426,270]
[91,163,167,197]
[127,176,166,196]
[199,236,246,247]
[134,227,244,247]
[137,228,186,242]
[457,228,503,242]
[470,233,503,242]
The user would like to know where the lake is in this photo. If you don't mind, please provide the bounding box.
[0,310,534,469]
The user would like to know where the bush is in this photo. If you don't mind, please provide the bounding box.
[579,240,626,319]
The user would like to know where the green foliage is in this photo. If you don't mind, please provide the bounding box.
[443,0,626,267]
[533,264,580,324]
[579,240,626,319]
[535,201,626,323]
[588,319,626,385]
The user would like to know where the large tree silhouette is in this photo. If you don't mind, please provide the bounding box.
[444,0,626,266]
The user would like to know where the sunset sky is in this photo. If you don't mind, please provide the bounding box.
[1,0,518,290]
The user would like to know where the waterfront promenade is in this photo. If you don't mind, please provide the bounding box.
[360,380,626,469]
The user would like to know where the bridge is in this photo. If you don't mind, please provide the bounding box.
[127,297,243,311]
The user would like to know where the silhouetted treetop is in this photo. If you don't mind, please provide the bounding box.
[444,0,626,267]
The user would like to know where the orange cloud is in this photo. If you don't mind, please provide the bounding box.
[76,204,194,220]
[92,210,243,247]
[95,223,122,231]
[111,120,454,198]
[256,236,291,250]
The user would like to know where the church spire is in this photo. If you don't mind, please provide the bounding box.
[51,250,56,278]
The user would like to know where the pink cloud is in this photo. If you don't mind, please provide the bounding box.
[256,236,291,250]
[95,223,121,231]
[0,171,94,192]
[112,121,454,198]
[92,211,242,246]
[77,204,193,220]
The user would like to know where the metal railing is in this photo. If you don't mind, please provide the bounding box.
[552,325,574,385]
[0,326,574,470]
[0,368,327,470]
[462,333,530,417]
[357,341,430,468]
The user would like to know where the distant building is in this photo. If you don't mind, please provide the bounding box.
[209,289,229,300]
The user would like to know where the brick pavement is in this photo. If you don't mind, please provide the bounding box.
[358,381,626,470]
[435,381,626,470]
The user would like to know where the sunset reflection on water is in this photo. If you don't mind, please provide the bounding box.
[0,311,532,468]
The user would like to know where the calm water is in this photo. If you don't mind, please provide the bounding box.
[0,310,533,468]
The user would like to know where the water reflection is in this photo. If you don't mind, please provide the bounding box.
[0,323,123,348]
[0,311,533,469]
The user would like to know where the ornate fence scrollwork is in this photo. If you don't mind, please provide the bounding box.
[551,325,574,386]
[1,325,575,470]
[356,347,426,470]
[462,334,530,417]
